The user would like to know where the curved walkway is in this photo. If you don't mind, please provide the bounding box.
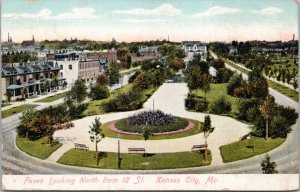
[49,83,251,166]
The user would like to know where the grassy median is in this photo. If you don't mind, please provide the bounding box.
[16,136,62,160]
[220,136,285,163]
[57,149,211,170]
[34,92,68,103]
[2,104,39,118]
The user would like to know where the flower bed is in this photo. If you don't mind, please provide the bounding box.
[109,119,194,136]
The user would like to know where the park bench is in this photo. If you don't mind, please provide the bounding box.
[240,133,250,141]
[191,144,207,152]
[128,148,146,154]
[74,143,89,151]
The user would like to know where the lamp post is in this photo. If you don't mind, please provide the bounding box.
[118,133,121,169]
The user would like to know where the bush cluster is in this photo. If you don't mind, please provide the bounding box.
[209,97,232,114]
[103,90,143,112]
[185,97,208,112]
[89,84,110,100]
[127,110,176,126]
[115,117,189,133]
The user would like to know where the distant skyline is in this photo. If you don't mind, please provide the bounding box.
[1,0,299,43]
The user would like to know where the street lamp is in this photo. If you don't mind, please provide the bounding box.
[118,133,121,169]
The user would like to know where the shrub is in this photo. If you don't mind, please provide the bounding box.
[89,84,110,100]
[227,74,244,95]
[185,97,196,110]
[269,116,291,138]
[103,90,143,112]
[237,98,261,121]
[273,104,298,126]
[133,73,152,90]
[194,98,208,112]
[209,97,232,114]
[215,68,234,83]
[211,59,225,70]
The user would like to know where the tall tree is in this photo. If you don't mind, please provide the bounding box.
[69,80,87,105]
[19,109,37,140]
[259,95,275,140]
[203,115,214,162]
[261,154,278,174]
[106,62,120,85]
[89,117,105,166]
[201,74,211,100]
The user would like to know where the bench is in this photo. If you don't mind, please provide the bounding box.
[128,148,146,154]
[240,133,250,141]
[74,143,89,151]
[191,144,207,151]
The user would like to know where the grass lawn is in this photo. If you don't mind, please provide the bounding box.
[1,103,10,107]
[16,136,62,160]
[34,92,67,103]
[57,149,211,170]
[220,136,285,163]
[2,104,39,118]
[192,83,240,115]
[83,84,158,116]
[101,118,203,140]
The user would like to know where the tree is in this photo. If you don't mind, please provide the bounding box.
[96,74,109,86]
[18,108,38,140]
[293,78,298,90]
[5,90,12,104]
[69,80,87,105]
[89,84,110,100]
[169,57,183,72]
[62,81,68,89]
[20,87,26,102]
[52,77,59,90]
[89,117,105,166]
[142,127,153,163]
[259,95,275,139]
[248,69,269,99]
[106,62,120,85]
[201,74,211,100]
[269,116,291,138]
[261,154,278,174]
[37,114,57,145]
[203,115,214,162]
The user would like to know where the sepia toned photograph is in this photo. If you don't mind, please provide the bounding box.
[1,0,299,190]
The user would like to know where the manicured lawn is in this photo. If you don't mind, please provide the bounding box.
[220,136,285,163]
[83,84,158,116]
[57,149,211,170]
[101,118,203,140]
[34,92,68,103]
[2,104,39,118]
[16,136,62,160]
[192,83,240,115]
[1,103,10,107]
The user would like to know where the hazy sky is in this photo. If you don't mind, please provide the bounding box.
[2,0,299,42]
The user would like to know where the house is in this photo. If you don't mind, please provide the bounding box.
[1,62,63,100]
[57,59,101,88]
[182,41,207,61]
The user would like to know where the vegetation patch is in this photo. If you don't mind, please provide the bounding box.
[2,104,38,118]
[220,136,285,163]
[57,149,211,170]
[101,118,203,140]
[34,92,67,103]
[16,136,62,160]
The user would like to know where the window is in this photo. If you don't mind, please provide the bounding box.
[60,65,63,70]
[23,75,27,82]
[69,64,72,70]
[36,74,39,80]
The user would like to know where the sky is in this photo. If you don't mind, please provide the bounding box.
[1,0,299,42]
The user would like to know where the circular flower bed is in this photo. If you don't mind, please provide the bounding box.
[114,110,189,134]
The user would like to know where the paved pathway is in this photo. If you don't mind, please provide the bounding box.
[49,83,250,165]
